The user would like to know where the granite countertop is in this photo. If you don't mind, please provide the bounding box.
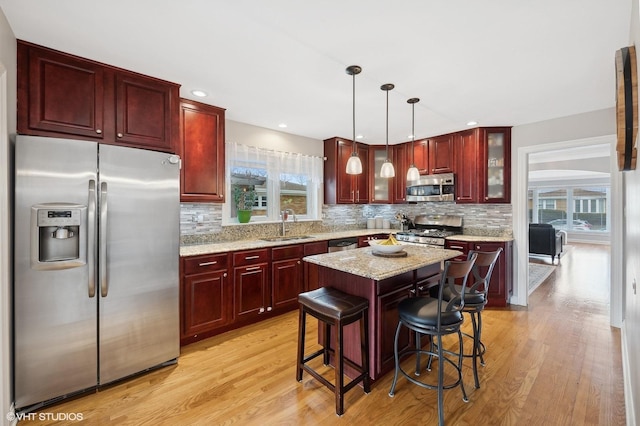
[303,245,462,281]
[444,235,513,242]
[180,229,512,257]
[179,229,394,257]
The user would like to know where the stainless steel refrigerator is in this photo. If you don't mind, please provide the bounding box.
[14,135,180,411]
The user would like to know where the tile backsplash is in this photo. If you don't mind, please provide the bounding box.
[180,202,513,246]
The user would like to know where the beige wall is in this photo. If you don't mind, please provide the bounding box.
[0,5,16,425]
[226,119,323,156]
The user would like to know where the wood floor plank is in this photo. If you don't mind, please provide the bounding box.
[18,243,625,425]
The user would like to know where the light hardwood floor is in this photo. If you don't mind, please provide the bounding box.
[21,243,625,425]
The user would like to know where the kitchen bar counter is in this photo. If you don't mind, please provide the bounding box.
[303,245,461,380]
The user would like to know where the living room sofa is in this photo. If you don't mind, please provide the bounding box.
[529,223,563,264]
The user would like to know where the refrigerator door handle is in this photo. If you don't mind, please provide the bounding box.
[100,181,109,297]
[88,180,97,298]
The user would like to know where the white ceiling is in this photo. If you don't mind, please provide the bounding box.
[0,0,632,145]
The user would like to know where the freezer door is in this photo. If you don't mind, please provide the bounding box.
[14,136,99,409]
[98,145,180,384]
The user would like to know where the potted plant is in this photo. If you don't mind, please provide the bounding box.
[233,185,257,223]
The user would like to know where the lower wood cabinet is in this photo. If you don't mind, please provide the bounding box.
[271,245,304,311]
[233,248,271,321]
[303,241,328,291]
[181,241,328,346]
[181,253,231,344]
[444,239,513,307]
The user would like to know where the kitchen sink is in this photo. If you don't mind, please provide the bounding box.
[260,235,313,242]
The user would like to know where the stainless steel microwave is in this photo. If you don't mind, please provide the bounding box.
[406,173,455,202]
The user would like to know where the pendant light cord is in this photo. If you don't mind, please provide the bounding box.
[385,88,389,159]
[352,71,356,151]
[411,102,415,164]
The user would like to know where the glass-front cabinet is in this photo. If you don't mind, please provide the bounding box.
[481,128,511,203]
[370,145,392,203]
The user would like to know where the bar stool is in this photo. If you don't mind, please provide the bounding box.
[296,286,371,416]
[389,254,477,426]
[433,249,502,389]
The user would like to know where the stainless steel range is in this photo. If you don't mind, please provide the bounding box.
[395,214,463,247]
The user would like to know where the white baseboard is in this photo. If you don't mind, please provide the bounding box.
[622,322,636,426]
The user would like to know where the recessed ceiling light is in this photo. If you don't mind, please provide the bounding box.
[356,134,364,139]
[278,123,287,128]
[191,90,208,97]
[466,121,478,126]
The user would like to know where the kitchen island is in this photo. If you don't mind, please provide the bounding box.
[303,245,461,380]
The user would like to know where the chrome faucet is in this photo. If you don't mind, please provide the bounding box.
[280,208,296,236]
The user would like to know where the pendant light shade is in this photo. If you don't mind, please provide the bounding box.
[345,65,363,175]
[406,97,421,182]
[380,83,395,178]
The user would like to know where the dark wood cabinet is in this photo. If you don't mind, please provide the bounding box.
[271,245,304,311]
[454,129,480,203]
[181,253,231,344]
[18,41,107,141]
[377,284,413,374]
[233,249,271,321]
[479,127,511,203]
[324,137,369,204]
[369,145,392,203]
[114,71,178,152]
[181,241,331,346]
[428,133,455,174]
[392,143,408,203]
[444,239,513,307]
[453,127,511,204]
[412,139,430,175]
[179,99,226,202]
[304,241,328,291]
[17,40,179,153]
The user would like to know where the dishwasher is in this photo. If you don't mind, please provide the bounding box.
[328,237,358,252]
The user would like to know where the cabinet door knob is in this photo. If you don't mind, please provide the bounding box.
[297,260,301,265]
[259,307,265,314]
[117,133,123,138]
[223,273,227,277]
[95,129,102,134]
[267,306,272,312]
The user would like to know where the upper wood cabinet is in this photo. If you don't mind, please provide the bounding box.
[454,129,479,203]
[369,145,392,203]
[324,137,369,204]
[427,133,455,174]
[411,139,430,175]
[17,40,179,153]
[392,143,408,203]
[480,127,511,203]
[454,127,511,204]
[179,99,226,202]
[114,71,178,151]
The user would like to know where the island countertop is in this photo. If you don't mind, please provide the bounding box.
[303,245,462,281]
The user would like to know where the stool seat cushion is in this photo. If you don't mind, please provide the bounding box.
[397,296,463,328]
[298,287,368,320]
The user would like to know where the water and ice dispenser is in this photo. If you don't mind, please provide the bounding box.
[30,203,87,270]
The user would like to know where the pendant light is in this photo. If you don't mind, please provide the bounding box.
[380,83,395,178]
[345,65,363,175]
[406,98,421,182]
